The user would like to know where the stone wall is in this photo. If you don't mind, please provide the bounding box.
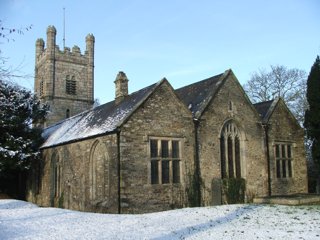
[267,101,308,195]
[118,80,195,213]
[27,134,119,213]
[197,74,268,205]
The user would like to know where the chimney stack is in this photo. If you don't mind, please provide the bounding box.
[114,71,128,104]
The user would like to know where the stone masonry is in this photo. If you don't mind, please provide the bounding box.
[27,26,308,214]
[34,26,94,127]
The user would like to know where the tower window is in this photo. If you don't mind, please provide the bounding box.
[40,80,44,96]
[66,109,70,118]
[66,75,76,95]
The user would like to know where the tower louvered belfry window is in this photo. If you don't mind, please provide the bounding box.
[39,80,44,96]
[66,75,76,95]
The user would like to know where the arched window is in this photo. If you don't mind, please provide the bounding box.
[220,121,242,179]
[50,152,62,206]
[89,141,107,201]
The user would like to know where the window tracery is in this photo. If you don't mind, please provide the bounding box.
[220,121,241,178]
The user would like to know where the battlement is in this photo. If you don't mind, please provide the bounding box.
[35,26,94,64]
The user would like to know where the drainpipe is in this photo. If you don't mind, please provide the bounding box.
[262,123,272,196]
[194,119,202,206]
[116,130,121,214]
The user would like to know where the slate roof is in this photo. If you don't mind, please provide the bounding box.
[254,98,300,127]
[253,98,279,122]
[175,72,225,118]
[253,100,274,121]
[41,81,159,148]
[41,70,230,149]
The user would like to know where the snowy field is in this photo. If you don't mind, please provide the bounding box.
[0,200,320,240]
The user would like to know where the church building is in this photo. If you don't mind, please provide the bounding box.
[27,26,308,214]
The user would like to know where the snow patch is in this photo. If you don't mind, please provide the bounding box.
[42,106,133,148]
[1,200,320,239]
[0,200,38,209]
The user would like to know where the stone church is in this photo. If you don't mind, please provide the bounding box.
[27,26,308,214]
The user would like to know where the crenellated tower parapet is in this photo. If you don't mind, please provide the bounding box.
[35,30,94,68]
[34,26,95,127]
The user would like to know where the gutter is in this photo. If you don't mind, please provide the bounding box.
[194,119,202,206]
[116,130,121,214]
[262,123,272,196]
[40,130,118,150]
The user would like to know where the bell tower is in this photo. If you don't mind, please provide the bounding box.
[34,26,95,127]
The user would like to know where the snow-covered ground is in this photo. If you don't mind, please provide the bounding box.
[0,200,319,240]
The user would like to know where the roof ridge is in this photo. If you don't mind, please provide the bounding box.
[175,73,224,91]
[175,71,226,118]
[253,99,274,106]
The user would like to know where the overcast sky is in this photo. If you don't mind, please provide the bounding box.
[1,0,319,104]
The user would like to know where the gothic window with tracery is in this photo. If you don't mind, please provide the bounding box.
[220,121,241,179]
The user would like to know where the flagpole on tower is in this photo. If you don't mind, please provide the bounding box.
[63,7,66,49]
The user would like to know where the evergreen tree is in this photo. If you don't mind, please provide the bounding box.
[0,80,47,197]
[304,56,320,172]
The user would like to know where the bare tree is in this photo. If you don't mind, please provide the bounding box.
[244,65,307,124]
[0,21,33,82]
[0,54,30,81]
[0,20,32,43]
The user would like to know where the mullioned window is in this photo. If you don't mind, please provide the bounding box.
[150,138,181,185]
[275,143,293,178]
